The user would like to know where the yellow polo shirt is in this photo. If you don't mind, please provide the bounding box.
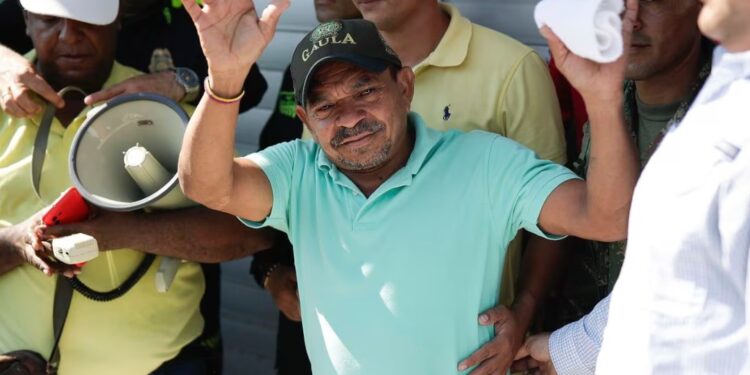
[303,5,566,305]
[0,59,204,375]
[413,4,566,306]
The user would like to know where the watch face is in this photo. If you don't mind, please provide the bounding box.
[176,68,200,92]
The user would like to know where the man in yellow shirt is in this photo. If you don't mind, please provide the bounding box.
[0,1,271,374]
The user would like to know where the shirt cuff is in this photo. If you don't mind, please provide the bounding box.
[549,317,599,375]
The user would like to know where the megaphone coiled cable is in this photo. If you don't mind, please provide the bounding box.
[65,254,156,302]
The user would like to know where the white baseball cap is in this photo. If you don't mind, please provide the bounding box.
[20,0,119,26]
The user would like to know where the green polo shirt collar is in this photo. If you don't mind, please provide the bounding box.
[314,112,442,195]
[414,4,472,72]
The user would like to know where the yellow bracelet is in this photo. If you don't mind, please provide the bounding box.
[204,77,245,104]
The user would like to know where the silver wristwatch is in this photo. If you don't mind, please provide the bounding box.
[170,67,201,102]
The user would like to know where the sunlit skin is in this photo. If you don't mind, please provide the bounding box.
[627,0,702,80]
[352,0,425,31]
[296,61,415,196]
[698,0,750,52]
[314,0,361,22]
[627,0,704,105]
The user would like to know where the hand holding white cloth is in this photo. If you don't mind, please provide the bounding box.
[534,0,624,63]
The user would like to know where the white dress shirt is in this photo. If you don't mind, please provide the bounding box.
[549,46,750,375]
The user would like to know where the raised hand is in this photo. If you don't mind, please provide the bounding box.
[181,0,289,95]
[541,0,638,102]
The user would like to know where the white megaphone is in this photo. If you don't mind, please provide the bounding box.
[69,93,193,292]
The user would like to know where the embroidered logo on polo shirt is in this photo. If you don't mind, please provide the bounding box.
[443,105,451,121]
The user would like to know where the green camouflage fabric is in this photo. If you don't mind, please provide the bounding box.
[542,43,714,329]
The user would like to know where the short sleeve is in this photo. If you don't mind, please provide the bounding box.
[497,51,567,164]
[486,136,579,240]
[237,141,299,233]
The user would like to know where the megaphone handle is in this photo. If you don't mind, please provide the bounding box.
[155,256,182,293]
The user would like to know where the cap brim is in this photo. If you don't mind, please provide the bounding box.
[20,0,118,25]
[299,54,391,105]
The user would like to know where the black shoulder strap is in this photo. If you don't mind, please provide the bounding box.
[46,275,73,374]
[30,86,87,199]
[29,86,86,374]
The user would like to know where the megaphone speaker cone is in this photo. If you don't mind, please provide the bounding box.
[69,93,194,211]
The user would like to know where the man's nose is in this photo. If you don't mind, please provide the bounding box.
[632,10,643,32]
[58,19,85,43]
[334,103,366,129]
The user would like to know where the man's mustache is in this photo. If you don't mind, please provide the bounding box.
[330,119,384,148]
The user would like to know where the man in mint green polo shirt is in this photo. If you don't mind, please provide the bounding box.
[179,1,638,374]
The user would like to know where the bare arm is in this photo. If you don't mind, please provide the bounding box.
[177,0,288,221]
[539,101,637,241]
[40,206,275,263]
[537,0,639,242]
[514,235,565,330]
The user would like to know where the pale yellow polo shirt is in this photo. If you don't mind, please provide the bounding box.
[0,58,204,375]
[303,5,566,305]
[414,4,566,306]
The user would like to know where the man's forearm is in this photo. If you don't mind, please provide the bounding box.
[583,96,639,240]
[513,235,565,334]
[122,207,274,263]
[178,87,243,209]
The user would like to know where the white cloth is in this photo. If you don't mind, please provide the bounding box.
[596,46,750,374]
[534,0,623,63]
[549,296,610,375]
[20,0,118,26]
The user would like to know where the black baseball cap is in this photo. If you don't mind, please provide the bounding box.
[290,19,402,106]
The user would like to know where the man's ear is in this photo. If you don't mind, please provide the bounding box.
[395,67,415,108]
[296,105,319,143]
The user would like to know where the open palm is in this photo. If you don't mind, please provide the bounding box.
[182,0,289,80]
